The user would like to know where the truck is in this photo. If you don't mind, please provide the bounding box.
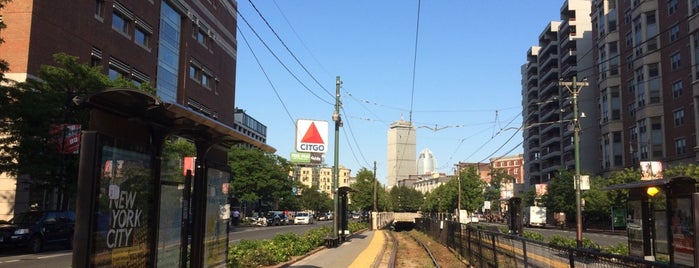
[523,206,546,227]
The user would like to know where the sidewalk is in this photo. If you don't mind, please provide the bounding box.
[283,230,385,268]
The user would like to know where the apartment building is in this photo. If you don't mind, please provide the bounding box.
[0,0,270,216]
[289,164,351,198]
[592,0,698,175]
[490,154,525,199]
[521,0,598,187]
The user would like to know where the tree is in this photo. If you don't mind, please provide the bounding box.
[389,185,423,212]
[541,170,576,217]
[0,53,152,210]
[459,166,486,213]
[0,0,9,80]
[298,185,332,212]
[227,146,292,213]
[348,168,375,212]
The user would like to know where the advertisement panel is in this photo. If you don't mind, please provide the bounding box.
[49,124,81,154]
[93,141,153,267]
[295,120,328,153]
[290,152,323,164]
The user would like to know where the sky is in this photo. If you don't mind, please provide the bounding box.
[234,1,567,186]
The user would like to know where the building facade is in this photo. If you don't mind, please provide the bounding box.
[592,0,698,176]
[417,148,437,175]
[387,118,417,188]
[490,154,525,199]
[521,0,598,188]
[0,0,269,218]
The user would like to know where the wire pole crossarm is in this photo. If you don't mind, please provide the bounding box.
[559,76,588,248]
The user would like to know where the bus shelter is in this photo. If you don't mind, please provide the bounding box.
[72,89,274,267]
[604,176,697,266]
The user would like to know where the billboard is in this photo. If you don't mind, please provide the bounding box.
[295,120,328,153]
[290,152,323,164]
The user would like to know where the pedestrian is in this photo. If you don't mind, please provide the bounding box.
[232,209,241,226]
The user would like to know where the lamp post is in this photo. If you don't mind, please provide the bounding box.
[559,76,588,248]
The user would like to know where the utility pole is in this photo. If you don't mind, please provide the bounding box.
[373,161,377,212]
[559,76,588,248]
[457,166,462,222]
[332,76,342,244]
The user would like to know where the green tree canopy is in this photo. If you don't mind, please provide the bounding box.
[389,185,423,212]
[227,146,292,211]
[0,53,152,209]
[348,167,377,212]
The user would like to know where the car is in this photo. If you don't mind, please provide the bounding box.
[351,213,361,220]
[264,211,288,226]
[294,212,314,225]
[0,210,75,253]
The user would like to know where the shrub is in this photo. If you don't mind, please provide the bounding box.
[522,231,544,241]
[547,235,599,250]
[601,242,628,255]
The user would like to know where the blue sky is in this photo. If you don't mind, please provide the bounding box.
[235,1,566,185]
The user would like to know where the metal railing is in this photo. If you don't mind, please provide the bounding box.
[415,218,672,268]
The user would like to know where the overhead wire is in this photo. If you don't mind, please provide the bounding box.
[237,6,333,106]
[246,0,335,99]
[237,26,296,127]
[392,0,422,185]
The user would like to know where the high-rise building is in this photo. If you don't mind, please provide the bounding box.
[387,119,416,189]
[521,0,597,187]
[417,148,437,175]
[0,0,270,217]
[592,0,698,175]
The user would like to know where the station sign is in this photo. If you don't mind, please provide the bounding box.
[295,119,328,153]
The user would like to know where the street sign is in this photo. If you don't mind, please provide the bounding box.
[296,120,329,153]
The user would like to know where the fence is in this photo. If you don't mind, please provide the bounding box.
[414,218,673,268]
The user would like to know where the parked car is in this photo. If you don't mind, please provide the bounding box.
[294,212,314,225]
[264,211,288,226]
[0,210,75,253]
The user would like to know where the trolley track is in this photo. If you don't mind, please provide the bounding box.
[386,230,440,268]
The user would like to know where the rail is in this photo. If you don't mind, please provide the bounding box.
[415,217,673,268]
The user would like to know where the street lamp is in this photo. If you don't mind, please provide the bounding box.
[559,76,588,248]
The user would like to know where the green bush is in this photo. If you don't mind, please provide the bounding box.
[547,235,599,250]
[228,224,360,267]
[522,231,544,241]
[601,242,628,255]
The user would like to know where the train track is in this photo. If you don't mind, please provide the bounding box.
[384,231,440,268]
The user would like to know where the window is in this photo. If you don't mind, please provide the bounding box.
[674,109,685,126]
[112,12,129,34]
[693,0,699,14]
[109,66,128,80]
[671,52,681,70]
[135,27,150,47]
[676,138,687,154]
[668,0,678,15]
[670,24,680,42]
[95,0,105,18]
[189,61,215,90]
[672,80,683,98]
[193,27,210,47]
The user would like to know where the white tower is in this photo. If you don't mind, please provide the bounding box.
[417,148,437,175]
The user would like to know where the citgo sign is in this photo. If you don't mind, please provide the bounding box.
[295,119,328,153]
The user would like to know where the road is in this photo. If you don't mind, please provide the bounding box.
[0,221,621,267]
[0,220,333,267]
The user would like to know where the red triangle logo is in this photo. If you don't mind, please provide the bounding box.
[301,122,324,144]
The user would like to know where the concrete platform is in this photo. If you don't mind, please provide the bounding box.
[282,230,385,268]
